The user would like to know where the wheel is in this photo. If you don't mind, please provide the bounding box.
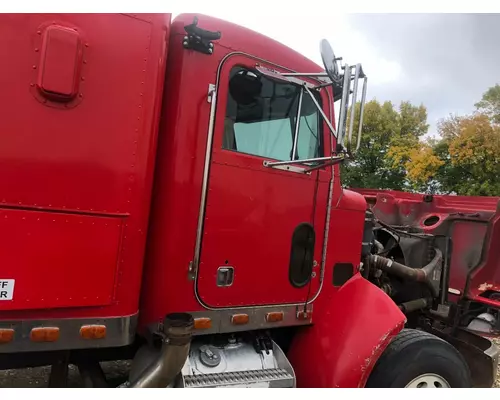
[366,328,471,388]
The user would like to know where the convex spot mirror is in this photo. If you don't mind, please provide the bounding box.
[320,39,342,86]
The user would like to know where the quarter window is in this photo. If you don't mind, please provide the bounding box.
[223,66,322,161]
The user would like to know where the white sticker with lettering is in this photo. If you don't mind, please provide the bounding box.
[0,280,14,300]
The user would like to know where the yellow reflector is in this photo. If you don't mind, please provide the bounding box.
[194,318,212,330]
[80,325,106,340]
[266,312,284,323]
[30,327,60,342]
[0,328,14,343]
[231,314,249,325]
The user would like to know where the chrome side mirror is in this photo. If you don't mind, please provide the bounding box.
[319,39,367,155]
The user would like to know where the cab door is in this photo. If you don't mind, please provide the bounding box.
[196,54,330,308]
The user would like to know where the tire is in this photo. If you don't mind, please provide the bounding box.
[365,328,471,388]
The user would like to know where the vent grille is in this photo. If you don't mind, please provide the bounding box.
[184,368,293,387]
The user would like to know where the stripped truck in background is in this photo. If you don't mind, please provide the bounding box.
[351,188,500,337]
[0,13,497,388]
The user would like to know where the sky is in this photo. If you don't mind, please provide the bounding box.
[175,12,500,137]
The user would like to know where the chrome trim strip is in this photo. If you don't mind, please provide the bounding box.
[310,175,334,303]
[192,83,218,276]
[281,72,329,77]
[193,51,334,311]
[0,313,137,353]
[190,304,313,336]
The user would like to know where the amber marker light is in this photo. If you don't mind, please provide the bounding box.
[230,314,249,325]
[266,312,284,323]
[194,318,212,330]
[0,329,14,343]
[80,325,106,340]
[30,327,60,342]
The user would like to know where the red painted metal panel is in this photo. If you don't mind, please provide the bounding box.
[0,13,170,322]
[198,161,322,307]
[448,221,488,294]
[0,14,151,213]
[469,211,500,304]
[139,13,336,327]
[288,273,406,388]
[195,53,330,308]
[0,209,121,311]
[37,25,82,100]
[351,187,500,307]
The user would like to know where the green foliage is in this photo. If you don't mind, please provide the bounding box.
[340,99,431,191]
[341,83,500,196]
[475,84,500,125]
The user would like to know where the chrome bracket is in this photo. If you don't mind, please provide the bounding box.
[188,261,197,281]
[207,83,215,103]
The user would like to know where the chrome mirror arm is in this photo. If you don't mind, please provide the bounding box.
[356,76,368,152]
[302,85,337,138]
[263,155,344,168]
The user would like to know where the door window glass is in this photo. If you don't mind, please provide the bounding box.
[223,66,323,161]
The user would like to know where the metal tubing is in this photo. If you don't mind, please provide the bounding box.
[291,90,304,160]
[126,313,194,388]
[398,298,430,314]
[347,64,361,152]
[264,155,343,167]
[193,85,217,274]
[337,64,351,148]
[303,85,337,137]
[303,156,344,173]
[356,76,368,152]
[281,72,330,77]
[368,248,442,298]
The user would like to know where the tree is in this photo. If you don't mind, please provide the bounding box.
[341,99,432,191]
[387,140,444,193]
[431,113,500,196]
[475,84,500,125]
[342,84,500,196]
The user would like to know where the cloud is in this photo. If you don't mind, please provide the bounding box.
[173,12,500,136]
[347,13,500,134]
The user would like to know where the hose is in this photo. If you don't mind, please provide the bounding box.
[367,247,442,298]
[398,298,431,313]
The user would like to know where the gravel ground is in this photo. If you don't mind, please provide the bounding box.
[492,338,500,388]
[0,361,132,388]
[0,341,500,388]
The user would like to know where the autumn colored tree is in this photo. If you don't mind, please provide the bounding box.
[387,140,444,193]
[431,113,500,196]
[342,84,500,196]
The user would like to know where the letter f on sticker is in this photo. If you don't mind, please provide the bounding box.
[0,282,6,289]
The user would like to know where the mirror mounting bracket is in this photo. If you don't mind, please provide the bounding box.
[183,16,222,55]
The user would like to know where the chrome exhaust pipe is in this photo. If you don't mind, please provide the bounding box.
[122,313,194,388]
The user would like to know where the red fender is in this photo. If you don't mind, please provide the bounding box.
[288,273,406,388]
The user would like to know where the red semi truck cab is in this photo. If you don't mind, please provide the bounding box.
[0,13,497,388]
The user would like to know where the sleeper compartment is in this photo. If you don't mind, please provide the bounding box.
[0,208,122,311]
